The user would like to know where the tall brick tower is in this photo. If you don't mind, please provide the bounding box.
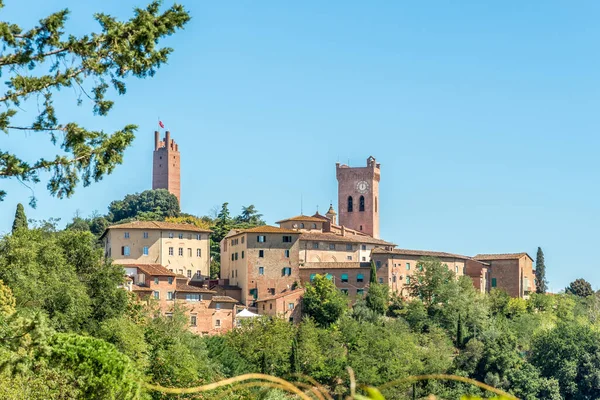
[152,131,181,204]
[336,156,380,238]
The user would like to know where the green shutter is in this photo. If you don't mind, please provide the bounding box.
[492,278,497,288]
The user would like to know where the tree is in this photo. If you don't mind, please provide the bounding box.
[456,313,464,349]
[108,189,180,222]
[535,247,548,294]
[365,282,389,315]
[0,2,190,205]
[566,278,594,298]
[236,205,265,225]
[302,275,347,327]
[369,260,378,284]
[11,203,27,232]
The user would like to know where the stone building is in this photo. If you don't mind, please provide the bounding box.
[123,263,237,335]
[152,130,181,204]
[473,253,536,298]
[100,221,212,280]
[256,288,305,323]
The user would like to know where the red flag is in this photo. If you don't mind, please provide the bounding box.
[158,121,165,128]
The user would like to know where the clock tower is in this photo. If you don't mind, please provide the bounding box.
[336,156,381,238]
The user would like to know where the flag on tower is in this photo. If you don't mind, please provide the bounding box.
[159,120,165,128]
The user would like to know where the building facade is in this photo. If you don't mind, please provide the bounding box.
[101,221,212,280]
[152,130,181,203]
[474,253,536,298]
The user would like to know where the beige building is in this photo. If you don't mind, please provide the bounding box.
[101,221,212,280]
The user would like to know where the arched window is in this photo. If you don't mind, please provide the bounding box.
[359,196,365,212]
[300,223,304,228]
[347,196,353,212]
[359,225,363,231]
[375,196,378,212]
[312,223,317,229]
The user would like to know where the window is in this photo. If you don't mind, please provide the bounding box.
[282,267,292,276]
[325,274,333,280]
[215,303,221,310]
[241,236,245,244]
[215,319,221,327]
[270,303,273,310]
[122,246,130,256]
[259,250,264,258]
[169,247,174,256]
[249,289,257,298]
[360,225,363,231]
[188,248,192,257]
[341,288,349,295]
[190,315,197,326]
[357,274,364,283]
[362,257,366,261]
[341,273,348,283]
[168,232,174,239]
[235,252,238,260]
[268,288,275,295]
[288,302,294,310]
[312,223,317,229]
[347,256,352,261]
[361,245,367,251]
[259,267,264,275]
[235,270,238,277]
[186,293,201,301]
[393,275,397,282]
[167,291,174,300]
[346,244,352,251]
[231,253,235,261]
[178,233,183,239]
[241,251,245,259]
[154,277,159,285]
[347,196,353,212]
[406,276,411,284]
[418,264,423,271]
[310,274,316,282]
[188,233,192,240]
[196,270,200,277]
[357,289,365,296]
[492,278,497,288]
[406,263,411,270]
[376,261,381,268]
[455,266,459,274]
[283,235,292,243]
[178,269,183,275]
[231,270,234,278]
[178,248,183,256]
[379,277,383,284]
[312,242,319,249]
[153,291,160,299]
[329,244,335,250]
[187,270,192,278]
[168,277,173,284]
[197,249,201,257]
[300,223,305,229]
[359,195,365,212]
[143,246,149,255]
[143,232,148,239]
[284,250,290,258]
[196,234,201,240]
[257,235,266,243]
[375,196,378,212]
[124,232,130,238]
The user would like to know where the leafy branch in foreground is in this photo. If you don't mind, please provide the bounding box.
[0,0,190,205]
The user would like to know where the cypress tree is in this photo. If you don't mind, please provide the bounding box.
[535,247,548,294]
[370,260,378,284]
[11,203,27,233]
[456,313,464,348]
[290,335,299,374]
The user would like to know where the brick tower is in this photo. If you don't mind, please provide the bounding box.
[336,156,380,238]
[152,131,180,204]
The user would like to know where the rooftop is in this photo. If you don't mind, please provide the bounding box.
[256,288,305,302]
[474,253,534,262]
[212,295,239,303]
[300,231,395,246]
[372,248,488,264]
[101,220,212,239]
[225,225,300,238]
[134,264,177,277]
[275,215,327,224]
[176,281,216,293]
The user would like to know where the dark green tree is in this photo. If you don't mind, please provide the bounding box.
[236,205,265,225]
[366,282,389,315]
[108,189,180,222]
[11,203,27,232]
[209,202,233,278]
[535,247,548,294]
[0,2,190,206]
[566,278,594,298]
[289,334,299,374]
[302,275,347,327]
[456,313,464,348]
[369,260,378,284]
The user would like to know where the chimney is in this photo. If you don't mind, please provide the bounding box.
[165,131,171,149]
[154,131,160,150]
[341,226,346,236]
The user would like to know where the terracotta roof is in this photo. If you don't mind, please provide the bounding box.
[132,284,153,292]
[256,288,305,302]
[372,248,487,264]
[225,225,300,238]
[300,262,371,269]
[275,215,327,224]
[176,281,216,293]
[101,220,212,239]
[134,264,176,277]
[474,253,534,262]
[300,232,395,246]
[212,296,238,303]
[311,212,330,220]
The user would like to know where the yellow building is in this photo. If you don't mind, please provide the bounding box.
[100,221,212,280]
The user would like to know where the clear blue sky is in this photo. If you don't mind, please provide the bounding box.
[2,1,599,291]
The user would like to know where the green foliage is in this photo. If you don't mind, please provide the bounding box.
[11,203,27,232]
[566,278,594,298]
[302,274,347,327]
[535,247,547,294]
[0,280,15,316]
[108,189,180,223]
[0,1,190,205]
[235,204,265,225]
[365,282,389,315]
[369,260,377,284]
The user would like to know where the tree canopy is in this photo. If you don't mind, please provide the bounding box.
[535,247,548,294]
[0,1,190,205]
[11,203,27,232]
[566,278,594,298]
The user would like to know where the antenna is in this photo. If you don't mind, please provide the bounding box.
[300,194,303,215]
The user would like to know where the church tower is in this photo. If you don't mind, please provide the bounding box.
[152,131,181,204]
[336,156,380,238]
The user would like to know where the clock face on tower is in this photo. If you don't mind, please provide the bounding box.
[356,180,370,194]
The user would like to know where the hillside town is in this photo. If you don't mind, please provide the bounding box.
[100,131,537,335]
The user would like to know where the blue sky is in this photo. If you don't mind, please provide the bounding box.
[2,1,599,290]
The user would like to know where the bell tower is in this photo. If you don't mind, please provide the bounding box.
[336,156,380,238]
[152,130,181,204]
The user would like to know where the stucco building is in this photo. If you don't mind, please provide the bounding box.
[100,221,212,280]
[474,253,536,298]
